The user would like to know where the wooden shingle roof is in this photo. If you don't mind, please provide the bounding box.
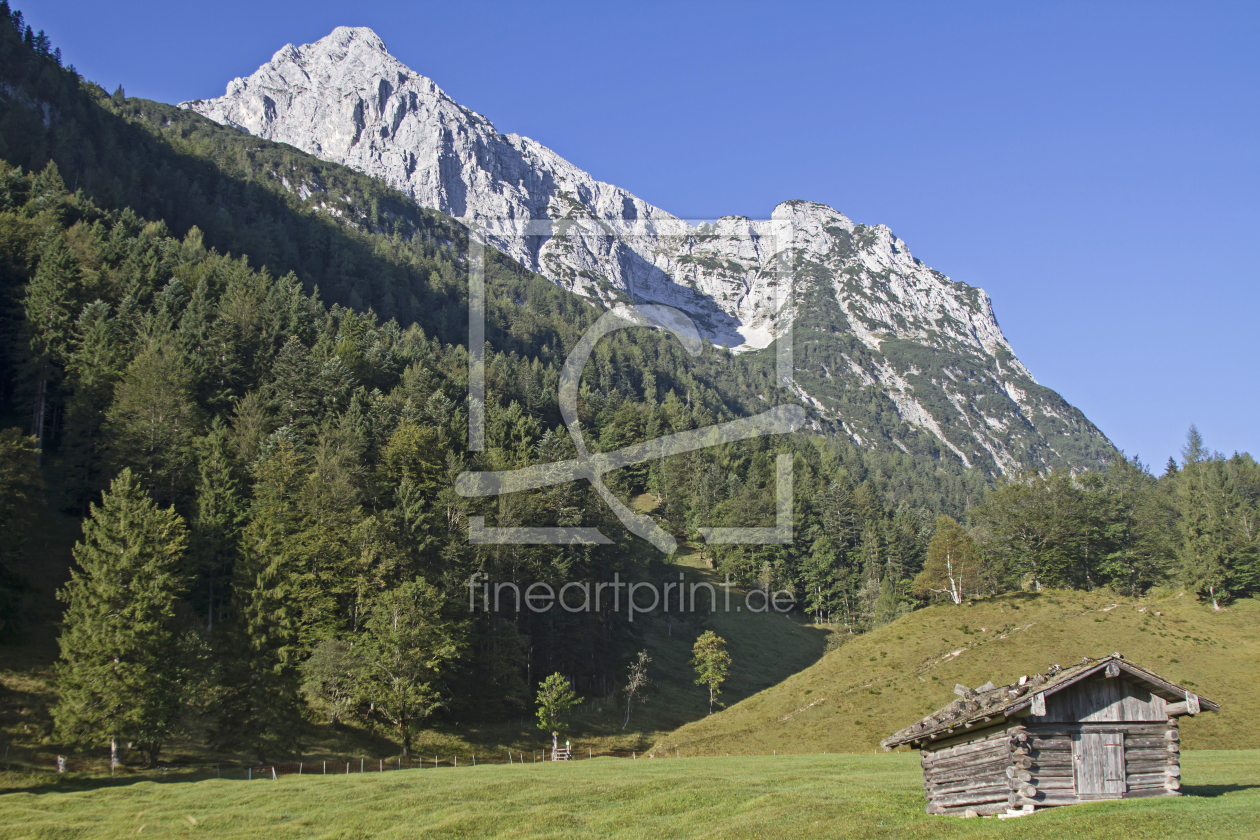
[880,653,1219,751]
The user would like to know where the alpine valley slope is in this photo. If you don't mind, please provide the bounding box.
[183,26,1114,474]
[651,591,1260,757]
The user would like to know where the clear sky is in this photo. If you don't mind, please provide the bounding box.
[20,0,1260,468]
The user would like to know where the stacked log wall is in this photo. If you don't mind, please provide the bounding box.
[921,725,1017,816]
[1010,721,1181,808]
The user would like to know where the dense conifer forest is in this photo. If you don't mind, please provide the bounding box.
[0,6,1255,764]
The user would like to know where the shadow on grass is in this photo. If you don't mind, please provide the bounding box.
[1,768,236,796]
[1180,783,1260,798]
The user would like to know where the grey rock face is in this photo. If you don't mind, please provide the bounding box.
[182,26,1112,473]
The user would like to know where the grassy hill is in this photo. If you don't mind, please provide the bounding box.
[1,752,1257,839]
[653,590,1260,757]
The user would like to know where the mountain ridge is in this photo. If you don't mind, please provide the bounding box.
[182,25,1114,474]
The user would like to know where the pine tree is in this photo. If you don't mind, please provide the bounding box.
[52,469,190,767]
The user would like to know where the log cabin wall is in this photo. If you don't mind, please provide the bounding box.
[1029,673,1167,723]
[1012,722,1181,806]
[921,724,1022,816]
[1012,676,1180,807]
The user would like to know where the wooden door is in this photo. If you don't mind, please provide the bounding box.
[1074,732,1126,795]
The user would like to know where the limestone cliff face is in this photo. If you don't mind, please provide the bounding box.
[182,26,1113,473]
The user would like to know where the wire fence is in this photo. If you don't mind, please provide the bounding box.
[1,744,657,788]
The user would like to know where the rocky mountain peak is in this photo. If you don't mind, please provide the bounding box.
[181,29,1113,474]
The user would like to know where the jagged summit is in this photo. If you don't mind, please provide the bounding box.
[181,28,1113,473]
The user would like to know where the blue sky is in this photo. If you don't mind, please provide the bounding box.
[21,0,1260,467]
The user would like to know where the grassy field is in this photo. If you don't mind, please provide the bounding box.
[0,751,1256,839]
[657,589,1260,757]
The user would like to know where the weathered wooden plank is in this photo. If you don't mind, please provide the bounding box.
[1126,772,1173,786]
[1028,771,1075,783]
[1126,749,1177,761]
[927,740,1013,760]
[1127,737,1176,748]
[926,765,1010,785]
[923,741,1011,763]
[923,748,1011,773]
[929,788,1014,808]
[923,747,1011,770]
[925,737,1011,761]
[1032,778,1075,791]
[927,801,1012,817]
[929,758,1014,785]
[928,777,1010,795]
[1026,724,1167,736]
[1127,759,1177,773]
[1028,738,1074,750]
[1028,755,1068,770]
[1127,787,1180,800]
[925,726,1016,753]
[928,777,1010,796]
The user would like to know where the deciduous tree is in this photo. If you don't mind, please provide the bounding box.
[691,630,730,714]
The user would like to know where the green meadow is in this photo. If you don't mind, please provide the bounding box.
[1,751,1257,839]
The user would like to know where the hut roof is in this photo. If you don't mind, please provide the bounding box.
[880,653,1219,751]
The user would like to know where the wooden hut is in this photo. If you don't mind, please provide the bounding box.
[880,653,1218,817]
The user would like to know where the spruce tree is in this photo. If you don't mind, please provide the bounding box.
[63,300,127,509]
[214,436,310,762]
[23,230,79,459]
[192,417,245,632]
[52,469,190,767]
[104,340,204,505]
[1179,426,1230,609]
